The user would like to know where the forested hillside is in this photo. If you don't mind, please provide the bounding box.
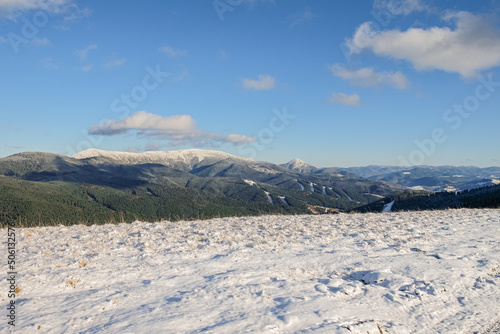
[354,185,500,213]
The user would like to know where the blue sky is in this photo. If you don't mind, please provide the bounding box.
[1,0,500,167]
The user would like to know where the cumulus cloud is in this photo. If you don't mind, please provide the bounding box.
[159,45,187,58]
[223,134,256,144]
[242,75,275,91]
[345,21,377,56]
[90,112,196,136]
[346,11,500,77]
[330,64,408,89]
[89,111,256,147]
[75,44,97,61]
[328,93,362,107]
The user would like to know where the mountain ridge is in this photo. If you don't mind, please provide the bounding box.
[342,165,500,192]
[73,148,253,166]
[1,148,498,226]
[0,148,408,226]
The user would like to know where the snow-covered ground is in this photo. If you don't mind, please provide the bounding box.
[3,209,500,333]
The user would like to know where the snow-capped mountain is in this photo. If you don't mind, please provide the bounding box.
[73,148,252,170]
[280,158,317,174]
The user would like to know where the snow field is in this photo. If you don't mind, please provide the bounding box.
[2,209,500,333]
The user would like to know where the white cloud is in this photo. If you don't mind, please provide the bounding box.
[60,4,91,26]
[328,93,362,107]
[224,134,256,144]
[242,75,275,91]
[0,0,60,17]
[38,57,60,70]
[346,21,380,56]
[330,64,408,89]
[75,44,97,61]
[0,0,90,24]
[89,111,256,147]
[159,45,187,58]
[90,112,197,136]
[104,58,126,69]
[0,36,8,44]
[0,0,41,9]
[346,11,500,77]
[373,0,429,16]
[289,9,314,29]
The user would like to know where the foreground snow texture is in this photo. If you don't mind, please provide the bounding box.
[4,209,500,333]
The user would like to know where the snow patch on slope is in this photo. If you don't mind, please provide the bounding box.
[244,179,256,186]
[264,191,273,204]
[278,196,289,205]
[382,200,395,212]
[340,189,353,201]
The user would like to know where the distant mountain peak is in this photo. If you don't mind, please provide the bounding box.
[281,158,316,173]
[289,158,309,165]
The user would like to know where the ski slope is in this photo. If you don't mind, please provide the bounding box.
[382,200,395,213]
[3,209,500,333]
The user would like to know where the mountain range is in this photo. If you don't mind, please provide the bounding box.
[342,165,500,192]
[0,148,498,227]
[0,149,402,226]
